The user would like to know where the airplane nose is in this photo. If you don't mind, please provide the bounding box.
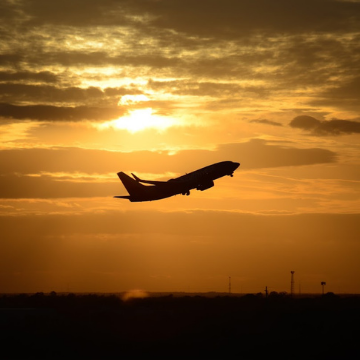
[233,162,240,170]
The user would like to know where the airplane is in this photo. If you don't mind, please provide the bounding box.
[114,160,240,202]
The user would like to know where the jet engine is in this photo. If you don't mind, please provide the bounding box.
[196,180,214,191]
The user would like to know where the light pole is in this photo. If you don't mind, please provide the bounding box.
[321,281,326,295]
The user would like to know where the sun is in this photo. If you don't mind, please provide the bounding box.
[99,108,177,133]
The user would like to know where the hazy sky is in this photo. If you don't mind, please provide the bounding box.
[1,0,360,294]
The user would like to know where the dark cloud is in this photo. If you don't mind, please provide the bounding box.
[0,1,16,17]
[0,83,142,104]
[0,82,142,116]
[217,139,336,169]
[28,51,111,67]
[0,71,58,83]
[0,1,358,115]
[290,115,360,136]
[4,0,360,37]
[131,0,360,38]
[30,52,183,69]
[148,79,268,98]
[20,0,359,37]
[0,1,359,128]
[250,119,283,127]
[0,53,24,67]
[269,36,360,92]
[21,0,133,27]
[308,76,360,111]
[0,140,336,174]
[0,84,100,103]
[0,103,126,121]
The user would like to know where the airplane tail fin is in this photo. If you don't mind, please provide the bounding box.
[115,172,146,201]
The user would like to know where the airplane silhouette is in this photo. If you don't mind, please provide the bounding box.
[114,161,240,202]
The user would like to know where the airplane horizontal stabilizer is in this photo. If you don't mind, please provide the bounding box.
[130,172,166,185]
[131,173,141,181]
[113,195,131,200]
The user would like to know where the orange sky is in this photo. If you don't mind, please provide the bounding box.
[1,0,360,294]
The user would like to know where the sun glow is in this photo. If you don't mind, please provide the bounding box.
[99,108,178,133]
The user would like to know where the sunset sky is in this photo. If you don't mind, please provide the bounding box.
[1,0,360,294]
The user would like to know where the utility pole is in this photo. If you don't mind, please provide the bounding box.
[229,277,231,294]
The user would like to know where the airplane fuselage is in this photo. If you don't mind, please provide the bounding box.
[115,161,240,202]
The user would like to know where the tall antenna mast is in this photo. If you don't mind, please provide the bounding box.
[290,271,295,297]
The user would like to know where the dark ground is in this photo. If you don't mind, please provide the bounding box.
[1,292,359,359]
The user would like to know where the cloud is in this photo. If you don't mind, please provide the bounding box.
[1,0,356,38]
[0,71,58,83]
[308,76,360,111]
[0,140,336,198]
[0,103,126,121]
[290,115,360,135]
[148,79,268,98]
[0,84,142,106]
[0,139,336,174]
[218,139,336,168]
[0,0,359,118]
[0,53,24,67]
[250,119,283,127]
[132,0,360,38]
[0,84,102,103]
[20,0,133,27]
[23,51,182,69]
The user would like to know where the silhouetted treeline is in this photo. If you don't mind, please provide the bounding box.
[1,292,359,359]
